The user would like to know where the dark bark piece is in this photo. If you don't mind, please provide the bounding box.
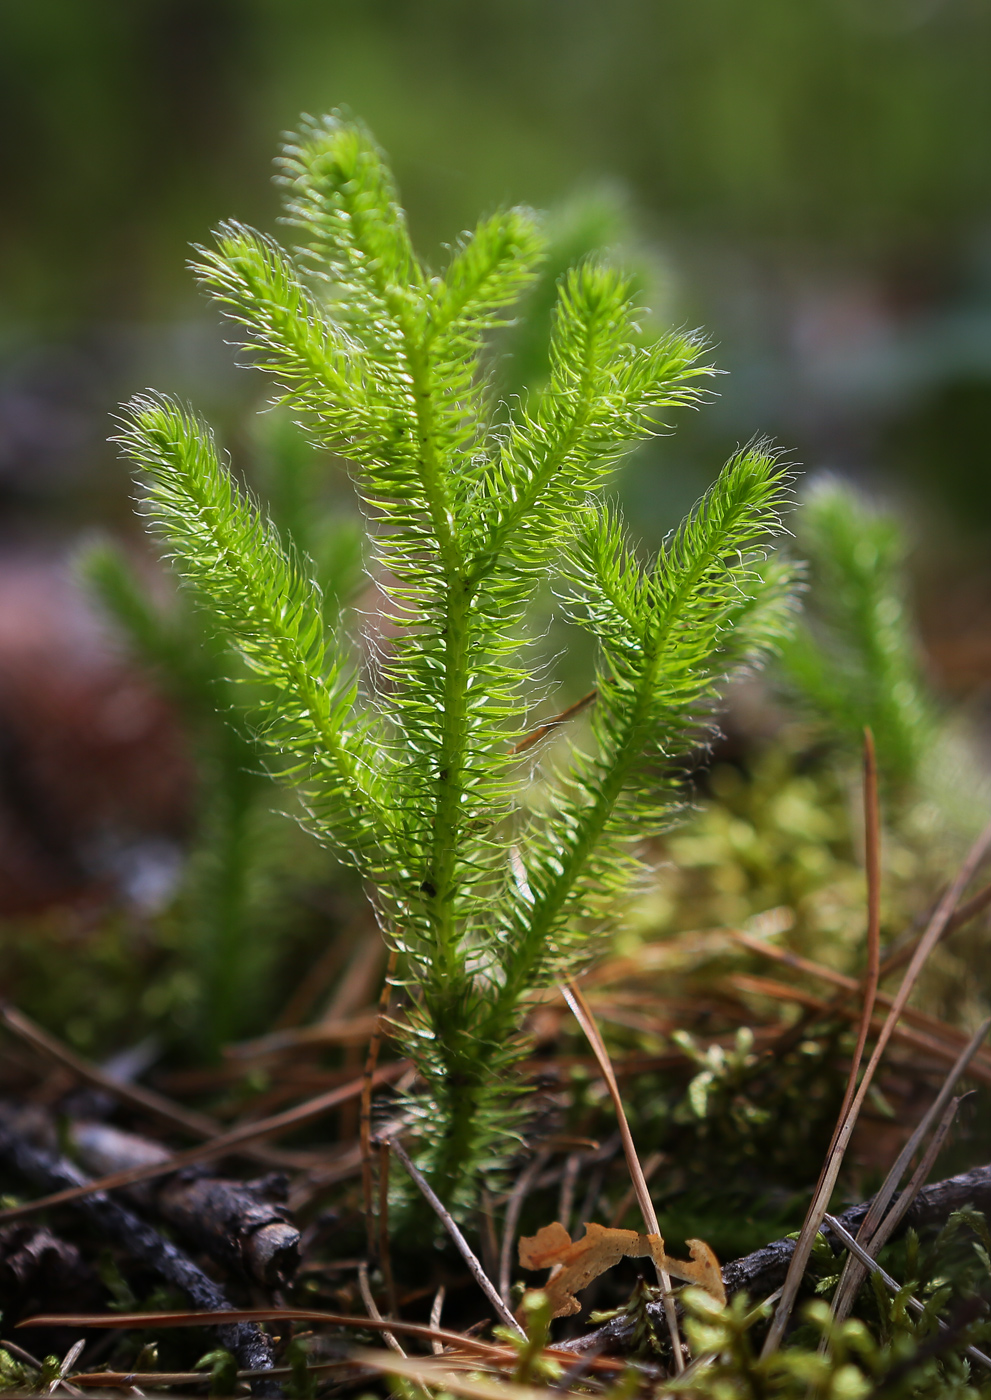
[70,1120,300,1287]
[156,1170,299,1289]
[0,1222,103,1314]
[560,1161,991,1355]
[0,1115,280,1397]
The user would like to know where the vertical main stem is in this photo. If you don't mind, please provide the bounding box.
[403,325,485,1197]
[402,333,474,982]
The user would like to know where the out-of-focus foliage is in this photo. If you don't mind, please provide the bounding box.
[781,477,937,792]
[2,1,991,325]
[79,411,364,1056]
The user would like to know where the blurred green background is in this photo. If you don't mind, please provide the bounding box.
[0,0,989,940]
[2,0,990,534]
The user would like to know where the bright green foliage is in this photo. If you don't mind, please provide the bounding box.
[780,477,937,791]
[118,112,794,1200]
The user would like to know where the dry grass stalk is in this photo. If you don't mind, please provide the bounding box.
[362,945,399,1259]
[761,802,991,1356]
[358,1260,406,1356]
[378,1141,399,1317]
[829,1013,990,1322]
[823,1213,991,1373]
[560,976,685,1371]
[430,1286,447,1355]
[499,1149,552,1304]
[389,1137,525,1336]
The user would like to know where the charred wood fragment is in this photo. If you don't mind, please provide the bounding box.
[69,1120,300,1288]
[0,1113,280,1397]
[0,1222,104,1316]
[562,1161,991,1355]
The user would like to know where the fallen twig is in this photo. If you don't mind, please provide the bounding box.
[0,1114,279,1395]
[68,1118,300,1287]
[0,1060,407,1226]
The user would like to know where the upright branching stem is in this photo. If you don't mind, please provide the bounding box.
[119,110,795,1201]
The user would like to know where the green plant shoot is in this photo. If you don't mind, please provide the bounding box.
[118,112,795,1203]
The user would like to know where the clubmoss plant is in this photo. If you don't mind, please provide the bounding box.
[118,112,795,1202]
[779,476,938,793]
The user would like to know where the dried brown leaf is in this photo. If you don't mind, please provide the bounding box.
[517,1220,725,1320]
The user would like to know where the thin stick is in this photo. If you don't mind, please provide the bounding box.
[561,978,685,1372]
[824,1213,991,1372]
[430,1287,446,1355]
[378,1141,399,1319]
[389,1137,525,1336]
[499,1150,551,1305]
[848,1017,990,1254]
[729,972,991,1081]
[0,1061,407,1226]
[730,933,991,1072]
[761,815,991,1357]
[358,1261,405,1356]
[832,730,882,1136]
[878,879,991,981]
[362,946,398,1259]
[0,1003,217,1142]
[511,689,597,755]
[830,1021,988,1325]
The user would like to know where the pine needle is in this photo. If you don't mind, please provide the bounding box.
[761,813,991,1355]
